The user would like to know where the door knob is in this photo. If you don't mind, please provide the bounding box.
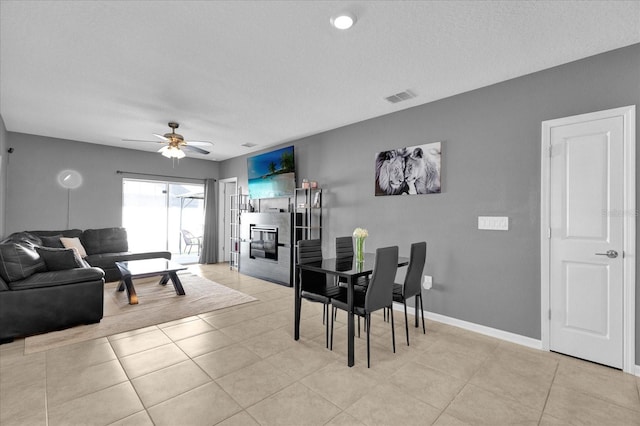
[595,250,619,259]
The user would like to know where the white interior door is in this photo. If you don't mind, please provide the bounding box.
[217,179,237,263]
[548,114,625,368]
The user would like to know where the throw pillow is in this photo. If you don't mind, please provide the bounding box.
[39,235,65,248]
[69,247,91,268]
[0,243,47,282]
[60,237,88,258]
[35,246,83,271]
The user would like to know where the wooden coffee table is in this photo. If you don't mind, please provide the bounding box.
[115,258,188,305]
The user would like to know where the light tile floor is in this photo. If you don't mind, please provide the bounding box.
[1,263,640,425]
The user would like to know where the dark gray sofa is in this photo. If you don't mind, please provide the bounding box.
[0,240,105,342]
[29,228,171,282]
[0,227,171,342]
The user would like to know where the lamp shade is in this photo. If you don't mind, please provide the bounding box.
[57,170,82,189]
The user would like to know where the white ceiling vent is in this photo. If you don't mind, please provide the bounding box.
[384,90,417,104]
[241,143,258,148]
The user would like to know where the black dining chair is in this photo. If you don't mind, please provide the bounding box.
[297,239,341,348]
[335,236,369,335]
[335,236,369,290]
[335,236,353,259]
[330,246,399,367]
[393,242,427,345]
[335,236,354,290]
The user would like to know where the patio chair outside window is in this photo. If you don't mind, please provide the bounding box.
[181,229,202,254]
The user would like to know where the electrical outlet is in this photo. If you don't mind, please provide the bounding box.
[422,275,433,290]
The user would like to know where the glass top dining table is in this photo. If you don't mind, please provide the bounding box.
[294,252,409,367]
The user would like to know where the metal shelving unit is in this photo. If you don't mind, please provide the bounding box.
[294,187,322,242]
[229,191,249,270]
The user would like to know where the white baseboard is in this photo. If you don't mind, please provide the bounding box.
[391,302,542,350]
[390,303,640,376]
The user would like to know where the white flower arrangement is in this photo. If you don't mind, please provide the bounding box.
[352,227,369,238]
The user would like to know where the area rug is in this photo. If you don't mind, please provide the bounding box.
[24,273,257,354]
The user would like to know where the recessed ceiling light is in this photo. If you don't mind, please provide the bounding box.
[330,12,356,30]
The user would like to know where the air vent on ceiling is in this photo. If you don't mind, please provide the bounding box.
[384,89,417,104]
[241,143,258,148]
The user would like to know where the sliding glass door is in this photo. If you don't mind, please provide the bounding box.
[122,179,204,262]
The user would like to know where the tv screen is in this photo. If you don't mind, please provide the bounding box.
[247,146,296,199]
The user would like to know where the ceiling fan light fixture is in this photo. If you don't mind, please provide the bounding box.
[330,12,356,30]
[160,146,186,159]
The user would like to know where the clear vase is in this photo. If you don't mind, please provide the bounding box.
[355,237,365,263]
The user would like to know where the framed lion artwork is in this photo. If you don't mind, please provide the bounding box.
[375,141,441,196]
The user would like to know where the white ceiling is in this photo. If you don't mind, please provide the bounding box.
[1,1,639,161]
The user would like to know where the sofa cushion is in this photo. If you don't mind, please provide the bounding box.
[84,252,130,268]
[60,237,88,258]
[7,267,105,291]
[84,251,163,266]
[0,275,8,291]
[32,229,83,239]
[0,243,47,283]
[39,235,65,248]
[85,251,171,267]
[81,228,128,255]
[35,247,83,271]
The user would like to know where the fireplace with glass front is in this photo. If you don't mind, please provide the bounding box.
[240,212,295,286]
[249,225,278,261]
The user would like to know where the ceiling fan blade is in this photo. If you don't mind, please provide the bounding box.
[182,145,210,155]
[122,139,164,144]
[153,133,169,141]
[186,140,214,146]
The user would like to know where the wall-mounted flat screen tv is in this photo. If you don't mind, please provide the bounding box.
[247,146,296,199]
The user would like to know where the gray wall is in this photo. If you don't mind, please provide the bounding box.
[0,116,7,237]
[4,133,219,234]
[220,44,640,356]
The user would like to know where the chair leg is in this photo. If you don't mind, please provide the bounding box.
[325,305,329,349]
[366,314,371,368]
[357,316,361,338]
[322,304,326,325]
[390,306,396,353]
[330,306,335,351]
[419,294,426,334]
[403,300,409,346]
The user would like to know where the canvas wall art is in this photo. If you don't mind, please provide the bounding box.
[375,141,441,196]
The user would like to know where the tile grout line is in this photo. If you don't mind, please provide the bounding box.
[428,344,497,425]
[537,361,559,425]
[107,337,154,425]
[148,324,245,425]
[295,380,346,425]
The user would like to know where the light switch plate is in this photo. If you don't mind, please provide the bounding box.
[478,216,509,231]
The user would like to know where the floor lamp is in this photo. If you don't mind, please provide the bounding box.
[57,170,82,228]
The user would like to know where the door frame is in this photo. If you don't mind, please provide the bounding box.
[217,177,237,263]
[540,105,636,373]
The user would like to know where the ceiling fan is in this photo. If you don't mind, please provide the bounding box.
[123,122,213,159]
